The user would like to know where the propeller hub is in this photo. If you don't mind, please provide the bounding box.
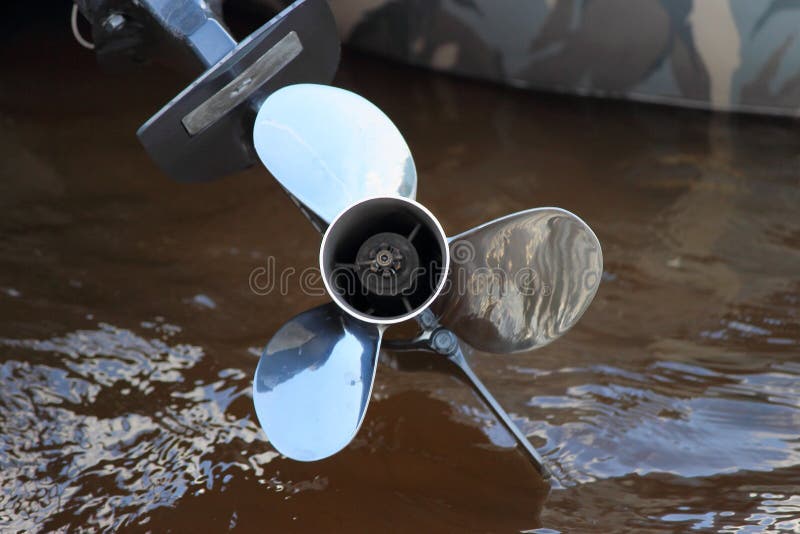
[374,248,396,269]
[356,232,419,296]
[320,197,450,324]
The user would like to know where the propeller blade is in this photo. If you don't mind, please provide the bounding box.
[433,208,602,353]
[253,84,417,228]
[253,303,383,461]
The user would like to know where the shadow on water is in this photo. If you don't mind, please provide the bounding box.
[0,4,799,532]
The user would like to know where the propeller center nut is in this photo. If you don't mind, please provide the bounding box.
[356,232,419,296]
[369,245,402,275]
[375,249,394,268]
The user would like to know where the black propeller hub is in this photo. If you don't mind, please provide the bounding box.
[356,232,420,296]
[320,197,449,323]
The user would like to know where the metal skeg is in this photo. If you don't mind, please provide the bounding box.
[385,309,561,487]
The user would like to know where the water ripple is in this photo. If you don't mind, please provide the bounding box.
[0,323,283,532]
[523,362,800,484]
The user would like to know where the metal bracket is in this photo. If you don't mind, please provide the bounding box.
[74,0,234,69]
[139,0,339,182]
[180,30,303,136]
[384,309,560,486]
[75,0,340,182]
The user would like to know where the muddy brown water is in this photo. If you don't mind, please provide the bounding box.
[2,9,800,533]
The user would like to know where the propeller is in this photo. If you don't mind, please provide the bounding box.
[252,84,416,229]
[433,208,603,353]
[253,303,382,461]
[251,84,602,480]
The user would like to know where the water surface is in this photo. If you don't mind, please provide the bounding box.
[1,10,799,532]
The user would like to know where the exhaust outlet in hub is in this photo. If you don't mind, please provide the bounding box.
[320,196,450,324]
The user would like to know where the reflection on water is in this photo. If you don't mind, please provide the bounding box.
[1,9,799,532]
[0,323,266,531]
[660,492,800,532]
[530,360,800,482]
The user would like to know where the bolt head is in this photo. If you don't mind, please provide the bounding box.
[432,330,457,353]
[103,13,126,32]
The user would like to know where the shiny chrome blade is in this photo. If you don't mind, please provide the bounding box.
[253,302,384,461]
[433,208,602,353]
[253,84,417,227]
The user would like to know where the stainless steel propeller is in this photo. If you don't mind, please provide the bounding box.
[251,83,602,482]
[434,208,603,354]
[253,303,382,461]
[252,84,416,229]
